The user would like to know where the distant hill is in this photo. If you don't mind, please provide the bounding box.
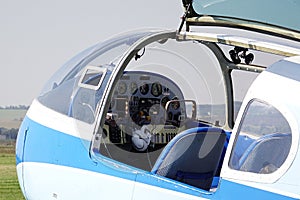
[0,107,28,140]
[0,109,27,128]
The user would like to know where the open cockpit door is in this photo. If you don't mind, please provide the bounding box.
[181,0,300,42]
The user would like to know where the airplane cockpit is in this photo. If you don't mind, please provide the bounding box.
[101,70,187,170]
[100,33,229,175]
[34,23,298,192]
[37,29,230,176]
[16,1,300,199]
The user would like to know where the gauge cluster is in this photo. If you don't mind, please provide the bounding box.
[105,71,186,144]
[110,71,184,125]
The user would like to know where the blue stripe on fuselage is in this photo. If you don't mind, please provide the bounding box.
[16,116,137,181]
[16,116,210,197]
[16,116,296,200]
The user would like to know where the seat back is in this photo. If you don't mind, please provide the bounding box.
[240,134,291,173]
[152,127,226,190]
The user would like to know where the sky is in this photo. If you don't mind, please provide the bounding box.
[0,1,183,106]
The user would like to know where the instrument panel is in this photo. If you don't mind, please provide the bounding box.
[105,71,186,144]
[110,71,184,125]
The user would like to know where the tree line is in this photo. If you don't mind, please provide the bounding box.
[0,105,29,110]
[0,127,18,140]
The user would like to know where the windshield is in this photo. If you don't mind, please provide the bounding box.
[191,0,300,32]
[37,30,160,123]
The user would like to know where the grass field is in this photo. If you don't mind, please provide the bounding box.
[0,141,25,200]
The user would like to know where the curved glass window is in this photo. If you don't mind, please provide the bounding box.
[37,30,159,123]
[192,0,300,32]
[229,100,292,174]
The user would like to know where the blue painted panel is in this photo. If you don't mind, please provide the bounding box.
[16,117,211,197]
[18,116,137,181]
[16,118,29,165]
[18,117,294,199]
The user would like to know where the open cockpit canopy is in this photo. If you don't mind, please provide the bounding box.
[181,0,300,41]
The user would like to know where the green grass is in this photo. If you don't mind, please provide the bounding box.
[0,142,25,200]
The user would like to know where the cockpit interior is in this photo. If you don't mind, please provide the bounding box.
[101,71,200,171]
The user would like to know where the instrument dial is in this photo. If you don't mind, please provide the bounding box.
[151,82,162,97]
[171,97,180,110]
[161,96,170,109]
[139,83,149,95]
[149,104,160,115]
[118,81,127,94]
[130,82,138,95]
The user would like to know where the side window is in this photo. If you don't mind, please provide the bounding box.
[229,100,292,174]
